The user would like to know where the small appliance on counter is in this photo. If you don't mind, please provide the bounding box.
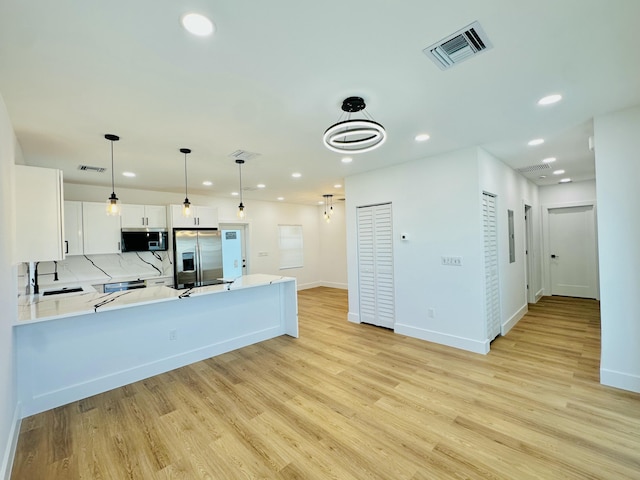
[173,228,223,289]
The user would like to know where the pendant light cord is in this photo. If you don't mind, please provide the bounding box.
[110,140,115,195]
[238,162,243,204]
[184,152,188,199]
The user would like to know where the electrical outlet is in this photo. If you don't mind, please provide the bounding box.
[169,329,177,341]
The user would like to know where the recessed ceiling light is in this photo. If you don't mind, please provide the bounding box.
[277,197,284,201]
[202,180,213,186]
[341,157,353,164]
[553,169,565,175]
[528,138,544,146]
[231,191,239,196]
[181,13,214,36]
[415,133,430,142]
[291,172,302,178]
[122,172,136,177]
[559,178,572,183]
[334,184,342,188]
[542,157,556,163]
[539,175,547,179]
[257,183,266,189]
[538,94,562,106]
[318,201,324,205]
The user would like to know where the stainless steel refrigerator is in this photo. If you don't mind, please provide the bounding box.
[173,229,223,288]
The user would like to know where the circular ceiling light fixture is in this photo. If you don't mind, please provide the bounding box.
[181,13,214,36]
[528,138,545,146]
[323,97,386,154]
[415,133,430,142]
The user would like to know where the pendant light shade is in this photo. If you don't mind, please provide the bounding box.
[236,159,246,219]
[105,134,121,216]
[323,97,386,154]
[180,148,192,217]
[323,194,334,223]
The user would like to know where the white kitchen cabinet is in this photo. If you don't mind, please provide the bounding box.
[82,202,121,254]
[63,201,83,255]
[170,204,218,228]
[14,165,65,262]
[121,204,167,229]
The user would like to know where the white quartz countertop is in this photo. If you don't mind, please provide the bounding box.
[16,274,294,325]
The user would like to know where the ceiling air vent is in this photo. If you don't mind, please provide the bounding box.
[423,21,493,70]
[228,149,261,161]
[517,163,552,174]
[78,165,106,173]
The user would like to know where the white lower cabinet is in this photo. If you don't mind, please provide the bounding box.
[82,202,121,254]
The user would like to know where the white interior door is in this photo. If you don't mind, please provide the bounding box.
[549,206,597,298]
[357,203,395,329]
[483,193,501,341]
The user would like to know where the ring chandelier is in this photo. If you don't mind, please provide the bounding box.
[323,97,386,154]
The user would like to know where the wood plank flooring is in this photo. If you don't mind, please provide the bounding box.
[11,289,640,479]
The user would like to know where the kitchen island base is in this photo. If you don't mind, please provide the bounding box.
[16,277,297,417]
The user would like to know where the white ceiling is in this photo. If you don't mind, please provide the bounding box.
[1,0,639,205]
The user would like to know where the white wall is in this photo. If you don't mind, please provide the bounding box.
[478,148,540,331]
[594,105,640,393]
[0,95,19,479]
[539,179,596,205]
[318,201,347,289]
[64,183,347,290]
[346,148,488,354]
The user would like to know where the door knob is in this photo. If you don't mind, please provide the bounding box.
[551,254,558,258]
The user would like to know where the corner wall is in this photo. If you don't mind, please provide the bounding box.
[477,148,540,333]
[0,94,19,479]
[346,148,488,354]
[594,105,640,393]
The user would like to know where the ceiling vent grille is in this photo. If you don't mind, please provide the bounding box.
[517,163,552,174]
[228,149,261,161]
[423,21,493,70]
[78,165,106,173]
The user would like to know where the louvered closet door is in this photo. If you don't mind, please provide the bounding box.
[357,203,395,329]
[483,193,501,341]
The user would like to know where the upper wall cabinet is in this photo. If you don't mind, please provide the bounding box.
[121,204,167,229]
[63,201,83,256]
[82,202,121,254]
[170,204,218,229]
[15,165,64,262]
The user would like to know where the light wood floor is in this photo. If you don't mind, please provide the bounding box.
[11,289,640,479]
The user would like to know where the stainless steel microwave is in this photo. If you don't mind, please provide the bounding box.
[121,229,168,252]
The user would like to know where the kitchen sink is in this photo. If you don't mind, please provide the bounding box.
[42,287,84,296]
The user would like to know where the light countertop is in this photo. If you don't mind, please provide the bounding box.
[16,274,294,325]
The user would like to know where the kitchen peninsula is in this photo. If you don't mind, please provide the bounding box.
[15,274,298,416]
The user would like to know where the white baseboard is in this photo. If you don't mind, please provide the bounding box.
[1,402,21,480]
[502,303,528,335]
[394,324,489,354]
[297,281,348,290]
[321,282,348,290]
[600,368,640,393]
[535,288,544,302]
[297,281,321,290]
[348,312,360,324]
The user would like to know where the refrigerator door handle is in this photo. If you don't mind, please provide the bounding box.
[195,241,202,285]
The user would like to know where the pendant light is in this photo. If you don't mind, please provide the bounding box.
[235,159,246,219]
[323,194,334,223]
[105,134,121,216]
[180,148,192,217]
[323,96,386,154]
